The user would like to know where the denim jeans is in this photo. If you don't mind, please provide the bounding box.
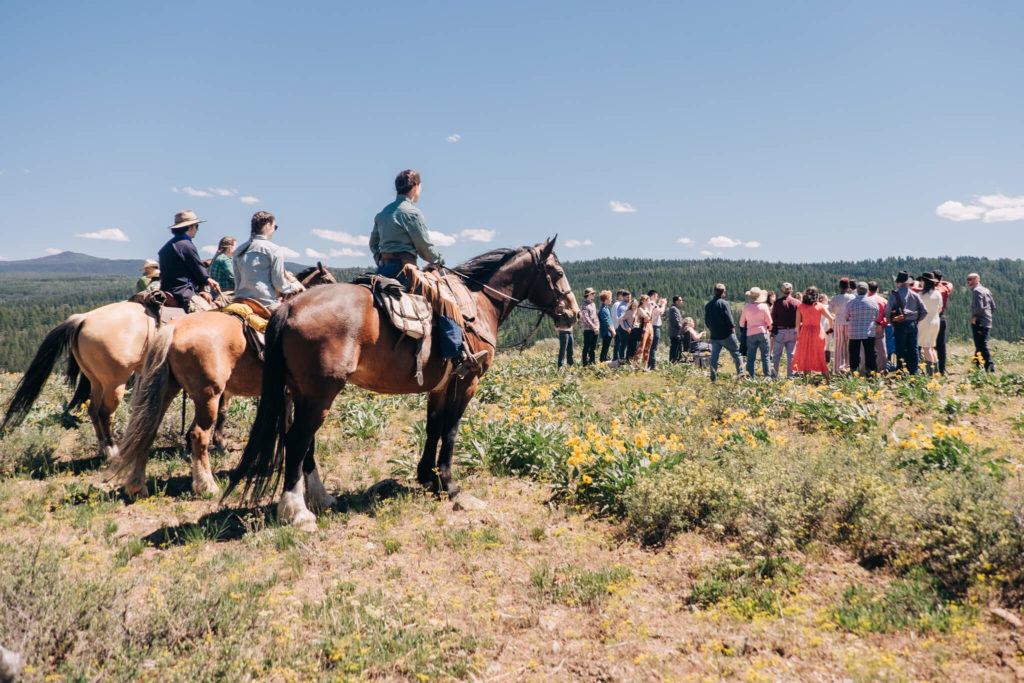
[613,329,628,361]
[892,320,918,374]
[745,332,769,378]
[558,330,574,367]
[377,261,462,358]
[647,326,661,369]
[771,328,797,378]
[710,334,744,381]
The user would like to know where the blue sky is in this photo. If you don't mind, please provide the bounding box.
[2,1,1022,265]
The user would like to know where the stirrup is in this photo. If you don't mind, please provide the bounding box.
[451,350,488,379]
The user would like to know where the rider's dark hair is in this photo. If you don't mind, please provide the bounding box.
[395,169,421,195]
[251,211,275,235]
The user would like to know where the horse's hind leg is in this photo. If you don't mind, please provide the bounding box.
[416,390,446,493]
[435,378,479,499]
[212,395,230,451]
[188,395,221,496]
[279,396,334,531]
[88,382,123,462]
[303,441,336,514]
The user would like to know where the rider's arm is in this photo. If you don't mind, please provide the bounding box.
[369,219,382,265]
[270,247,302,296]
[398,207,444,266]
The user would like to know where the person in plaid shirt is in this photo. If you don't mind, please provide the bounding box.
[209,236,236,292]
[844,281,880,375]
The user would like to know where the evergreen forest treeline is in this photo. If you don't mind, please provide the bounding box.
[0,255,1020,372]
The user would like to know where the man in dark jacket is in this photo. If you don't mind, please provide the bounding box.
[704,283,744,380]
[667,295,684,362]
[158,210,219,310]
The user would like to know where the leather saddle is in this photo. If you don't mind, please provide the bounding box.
[351,273,434,386]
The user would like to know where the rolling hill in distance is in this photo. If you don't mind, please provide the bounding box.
[0,252,1020,372]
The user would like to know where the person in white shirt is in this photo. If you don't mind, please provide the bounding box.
[233,211,304,310]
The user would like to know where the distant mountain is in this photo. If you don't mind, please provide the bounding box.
[0,251,144,275]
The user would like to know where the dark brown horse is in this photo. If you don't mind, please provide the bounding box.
[224,239,578,530]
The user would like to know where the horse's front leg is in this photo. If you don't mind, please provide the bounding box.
[435,378,479,499]
[212,394,230,451]
[189,395,221,496]
[417,390,446,493]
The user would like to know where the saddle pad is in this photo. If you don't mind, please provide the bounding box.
[160,307,186,326]
[383,292,433,339]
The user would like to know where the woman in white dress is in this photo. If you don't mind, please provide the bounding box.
[917,274,943,375]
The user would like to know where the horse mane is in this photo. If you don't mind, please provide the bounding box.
[294,265,319,281]
[451,248,521,288]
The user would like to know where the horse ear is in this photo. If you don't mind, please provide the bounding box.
[317,261,326,274]
[541,235,556,258]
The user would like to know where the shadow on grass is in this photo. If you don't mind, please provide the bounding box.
[29,453,106,479]
[138,479,423,549]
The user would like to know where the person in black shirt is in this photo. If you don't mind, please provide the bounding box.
[704,283,745,380]
[158,210,219,310]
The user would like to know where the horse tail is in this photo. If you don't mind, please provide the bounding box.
[2,314,86,433]
[64,339,92,413]
[224,304,291,504]
[116,326,177,477]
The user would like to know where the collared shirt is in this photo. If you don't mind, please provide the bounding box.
[844,294,879,340]
[598,303,614,337]
[612,300,627,329]
[233,235,302,308]
[936,281,953,313]
[972,284,995,327]
[739,302,773,336]
[158,233,209,307]
[829,292,856,327]
[704,296,735,340]
[771,295,799,331]
[209,252,235,291]
[649,301,664,327]
[887,285,927,323]
[369,194,443,265]
[579,299,599,332]
[870,292,888,327]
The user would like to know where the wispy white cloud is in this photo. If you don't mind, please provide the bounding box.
[937,194,1024,222]
[676,237,695,246]
[76,228,130,242]
[305,247,327,259]
[201,245,217,255]
[44,247,62,255]
[708,235,742,248]
[699,250,714,257]
[327,247,366,258]
[446,133,461,143]
[428,230,457,247]
[239,195,261,205]
[311,228,369,246]
[460,229,495,242]
[182,186,212,198]
[171,186,179,193]
[209,187,236,197]
[564,239,593,248]
[609,201,637,213]
[278,246,300,259]
[743,241,761,248]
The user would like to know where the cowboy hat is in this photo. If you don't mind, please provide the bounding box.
[168,209,206,230]
[895,271,910,284]
[583,287,596,297]
[745,287,768,303]
[140,258,159,271]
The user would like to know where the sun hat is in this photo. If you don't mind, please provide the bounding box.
[583,287,596,297]
[140,258,159,271]
[745,287,768,303]
[895,271,910,284]
[168,209,205,231]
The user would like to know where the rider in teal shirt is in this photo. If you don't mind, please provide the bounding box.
[370,170,487,379]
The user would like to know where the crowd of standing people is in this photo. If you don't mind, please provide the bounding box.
[564,271,997,380]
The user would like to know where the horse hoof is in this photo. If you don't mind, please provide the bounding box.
[444,483,461,500]
[192,479,220,498]
[292,510,317,532]
[278,491,317,531]
[125,482,149,500]
[307,493,336,515]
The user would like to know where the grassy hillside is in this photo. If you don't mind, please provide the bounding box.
[2,341,1024,679]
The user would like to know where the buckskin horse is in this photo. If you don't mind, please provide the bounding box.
[224,239,579,530]
[2,265,333,464]
[116,264,336,498]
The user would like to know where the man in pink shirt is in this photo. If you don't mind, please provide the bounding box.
[739,287,773,378]
[868,281,888,374]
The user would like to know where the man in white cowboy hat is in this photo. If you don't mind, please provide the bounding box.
[135,259,161,293]
[158,209,220,311]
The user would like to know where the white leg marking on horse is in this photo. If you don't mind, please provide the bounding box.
[305,469,336,514]
[278,477,316,531]
[191,460,220,496]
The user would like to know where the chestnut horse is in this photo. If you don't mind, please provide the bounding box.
[224,239,579,530]
[116,264,336,498]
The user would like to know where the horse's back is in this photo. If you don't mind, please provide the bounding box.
[75,301,154,373]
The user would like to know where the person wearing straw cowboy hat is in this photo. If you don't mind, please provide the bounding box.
[135,259,161,293]
[158,209,220,312]
[739,286,773,378]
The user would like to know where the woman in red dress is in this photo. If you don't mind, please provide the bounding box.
[792,286,834,381]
